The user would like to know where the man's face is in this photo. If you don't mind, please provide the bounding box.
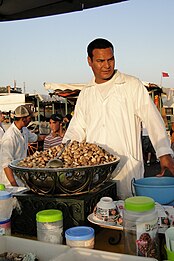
[0,113,4,122]
[23,116,32,127]
[49,119,60,133]
[87,47,115,84]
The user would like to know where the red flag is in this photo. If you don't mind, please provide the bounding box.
[162,72,169,77]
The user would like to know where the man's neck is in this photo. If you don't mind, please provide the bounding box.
[14,121,23,130]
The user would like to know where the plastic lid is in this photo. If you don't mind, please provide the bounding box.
[65,226,94,241]
[36,209,63,222]
[0,184,5,191]
[124,196,155,212]
[0,219,10,224]
[0,191,12,200]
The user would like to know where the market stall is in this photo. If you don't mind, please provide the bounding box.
[4,140,173,260]
[44,82,87,115]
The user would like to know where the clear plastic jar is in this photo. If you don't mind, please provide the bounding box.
[123,196,159,260]
[36,209,63,244]
[65,226,95,248]
[0,191,13,221]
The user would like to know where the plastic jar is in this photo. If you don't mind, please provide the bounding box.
[123,196,159,260]
[36,209,63,244]
[65,226,95,248]
[0,219,11,235]
[0,191,13,221]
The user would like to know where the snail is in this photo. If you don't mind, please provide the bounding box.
[17,141,117,169]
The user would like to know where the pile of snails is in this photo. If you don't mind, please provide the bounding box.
[17,141,117,169]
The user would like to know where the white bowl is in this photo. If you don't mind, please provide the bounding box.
[97,197,115,209]
[93,197,118,224]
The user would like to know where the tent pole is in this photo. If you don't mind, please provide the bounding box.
[37,97,40,123]
[65,98,68,114]
[52,103,55,114]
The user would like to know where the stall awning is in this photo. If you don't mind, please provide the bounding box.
[0,0,128,22]
[35,93,66,103]
[44,82,86,92]
[44,82,87,98]
[0,93,27,112]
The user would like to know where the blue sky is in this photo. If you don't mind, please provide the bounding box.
[0,0,174,94]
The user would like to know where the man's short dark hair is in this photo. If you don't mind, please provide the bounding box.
[87,38,114,59]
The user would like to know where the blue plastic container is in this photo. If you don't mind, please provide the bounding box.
[132,177,174,205]
[65,226,95,248]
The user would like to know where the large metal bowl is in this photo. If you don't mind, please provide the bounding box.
[9,157,120,196]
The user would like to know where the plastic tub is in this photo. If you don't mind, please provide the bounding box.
[65,226,95,248]
[0,191,14,221]
[36,209,63,244]
[132,177,174,205]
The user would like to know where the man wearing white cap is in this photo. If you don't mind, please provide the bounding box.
[0,105,43,186]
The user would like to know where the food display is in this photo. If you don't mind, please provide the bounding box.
[9,141,120,195]
[17,141,117,169]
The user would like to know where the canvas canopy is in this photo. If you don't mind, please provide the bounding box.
[0,93,27,112]
[44,82,86,92]
[0,0,127,22]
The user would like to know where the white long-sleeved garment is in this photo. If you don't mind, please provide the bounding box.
[0,122,37,186]
[63,71,173,199]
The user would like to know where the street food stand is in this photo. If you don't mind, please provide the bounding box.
[9,142,120,237]
[7,140,172,260]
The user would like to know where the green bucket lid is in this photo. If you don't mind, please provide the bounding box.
[124,196,155,212]
[36,209,63,222]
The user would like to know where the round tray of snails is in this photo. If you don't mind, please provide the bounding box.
[9,141,120,196]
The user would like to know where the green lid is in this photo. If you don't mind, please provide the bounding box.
[36,209,63,222]
[124,196,155,212]
[0,184,5,191]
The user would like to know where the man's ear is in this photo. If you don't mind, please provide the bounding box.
[87,56,92,67]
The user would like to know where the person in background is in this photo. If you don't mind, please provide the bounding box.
[170,116,174,151]
[63,38,174,199]
[63,114,72,130]
[0,111,5,177]
[141,122,157,166]
[43,113,64,151]
[0,105,45,187]
[0,111,5,154]
[0,111,5,142]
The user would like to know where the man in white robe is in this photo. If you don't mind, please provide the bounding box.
[63,38,174,199]
[0,105,43,187]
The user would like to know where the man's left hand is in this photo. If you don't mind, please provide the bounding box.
[157,154,174,176]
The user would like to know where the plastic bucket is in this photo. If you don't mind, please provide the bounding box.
[131,177,174,205]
